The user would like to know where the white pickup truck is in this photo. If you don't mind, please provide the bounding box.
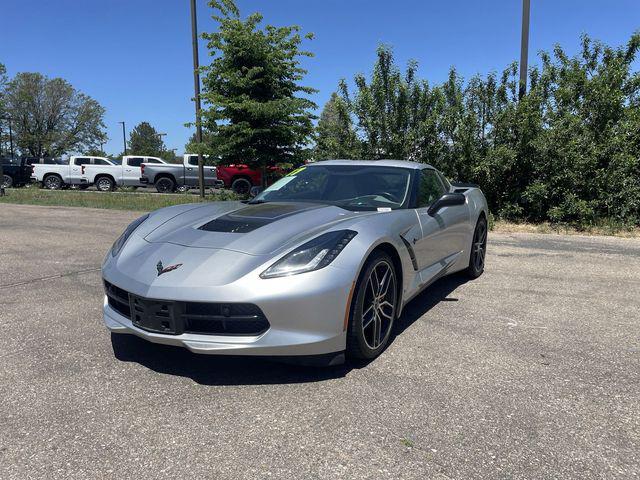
[33,155,167,191]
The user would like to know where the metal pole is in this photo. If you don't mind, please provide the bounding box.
[519,0,531,100]
[190,0,206,198]
[119,121,127,155]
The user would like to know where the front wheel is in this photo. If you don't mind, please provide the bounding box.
[2,174,13,188]
[346,251,398,360]
[466,216,487,278]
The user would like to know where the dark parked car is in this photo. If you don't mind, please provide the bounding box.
[1,157,34,188]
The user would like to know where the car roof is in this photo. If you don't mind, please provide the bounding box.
[310,159,433,170]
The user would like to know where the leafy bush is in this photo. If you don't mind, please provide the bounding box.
[318,34,640,228]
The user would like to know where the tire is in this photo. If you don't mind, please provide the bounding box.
[43,174,63,190]
[95,176,115,192]
[155,176,175,193]
[346,251,398,360]
[466,216,487,278]
[2,174,13,189]
[231,177,252,195]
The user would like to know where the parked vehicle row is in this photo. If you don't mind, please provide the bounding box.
[33,155,168,191]
[139,156,278,194]
[3,153,286,195]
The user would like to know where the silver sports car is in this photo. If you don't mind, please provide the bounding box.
[102,160,488,365]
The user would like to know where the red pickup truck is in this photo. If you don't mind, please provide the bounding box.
[216,165,282,194]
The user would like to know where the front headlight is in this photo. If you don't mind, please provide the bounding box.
[260,230,357,279]
[111,214,149,257]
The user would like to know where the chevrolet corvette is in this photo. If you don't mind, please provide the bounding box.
[102,160,488,365]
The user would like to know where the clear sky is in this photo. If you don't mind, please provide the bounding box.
[1,0,638,155]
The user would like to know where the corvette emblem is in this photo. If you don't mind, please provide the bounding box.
[156,261,183,276]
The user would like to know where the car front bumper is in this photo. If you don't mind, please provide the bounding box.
[102,264,353,357]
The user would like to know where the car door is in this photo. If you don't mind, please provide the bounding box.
[413,168,469,282]
[184,155,199,186]
[123,157,143,186]
[69,158,90,184]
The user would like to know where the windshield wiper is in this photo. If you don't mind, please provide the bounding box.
[246,199,269,205]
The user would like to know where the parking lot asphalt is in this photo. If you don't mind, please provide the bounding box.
[0,203,638,479]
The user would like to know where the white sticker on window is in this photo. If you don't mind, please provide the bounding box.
[377,207,392,212]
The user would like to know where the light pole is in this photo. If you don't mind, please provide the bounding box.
[190,0,206,198]
[118,121,127,155]
[519,0,531,99]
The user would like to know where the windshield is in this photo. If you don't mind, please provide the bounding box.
[252,164,413,211]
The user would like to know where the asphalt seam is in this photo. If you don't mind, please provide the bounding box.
[0,267,101,289]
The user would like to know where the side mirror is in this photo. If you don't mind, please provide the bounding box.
[249,186,263,198]
[427,193,466,216]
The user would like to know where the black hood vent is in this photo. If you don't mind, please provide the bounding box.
[198,202,323,233]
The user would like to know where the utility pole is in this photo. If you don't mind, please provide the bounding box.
[519,0,531,100]
[190,0,206,198]
[118,121,127,155]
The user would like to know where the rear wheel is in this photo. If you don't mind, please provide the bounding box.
[95,176,115,192]
[466,216,487,278]
[2,174,13,188]
[155,176,175,193]
[43,174,63,190]
[231,177,251,195]
[346,251,398,360]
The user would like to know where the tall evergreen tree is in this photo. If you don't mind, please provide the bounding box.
[198,0,317,176]
[314,92,359,159]
[128,121,171,159]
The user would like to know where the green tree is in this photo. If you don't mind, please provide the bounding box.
[314,92,359,159]
[198,0,317,180]
[335,33,640,227]
[3,72,106,157]
[128,121,172,159]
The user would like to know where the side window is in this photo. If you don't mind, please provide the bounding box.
[436,171,451,192]
[75,158,91,165]
[93,159,110,165]
[128,158,143,167]
[188,156,199,166]
[417,169,445,208]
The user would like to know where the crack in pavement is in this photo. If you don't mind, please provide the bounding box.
[0,267,101,289]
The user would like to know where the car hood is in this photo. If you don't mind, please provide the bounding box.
[144,201,372,256]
